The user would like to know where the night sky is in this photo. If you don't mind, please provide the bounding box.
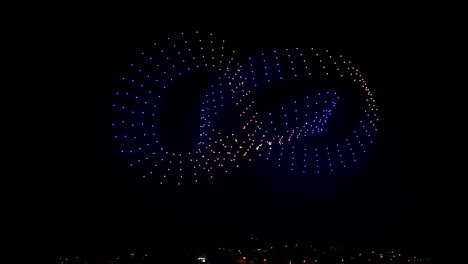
[31,12,444,259]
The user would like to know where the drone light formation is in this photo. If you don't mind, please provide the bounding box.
[112,31,379,185]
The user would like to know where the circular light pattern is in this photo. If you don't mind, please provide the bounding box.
[112,31,380,185]
[112,31,237,185]
[198,48,380,178]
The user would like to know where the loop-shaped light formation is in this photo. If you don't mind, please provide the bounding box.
[111,31,237,185]
[112,31,380,185]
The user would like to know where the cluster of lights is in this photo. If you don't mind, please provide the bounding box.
[112,31,379,185]
[56,246,431,264]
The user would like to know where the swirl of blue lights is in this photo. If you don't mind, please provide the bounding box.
[111,31,380,185]
[112,31,240,185]
[198,48,380,178]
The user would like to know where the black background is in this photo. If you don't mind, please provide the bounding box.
[21,7,451,261]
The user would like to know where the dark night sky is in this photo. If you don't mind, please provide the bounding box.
[27,11,447,259]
